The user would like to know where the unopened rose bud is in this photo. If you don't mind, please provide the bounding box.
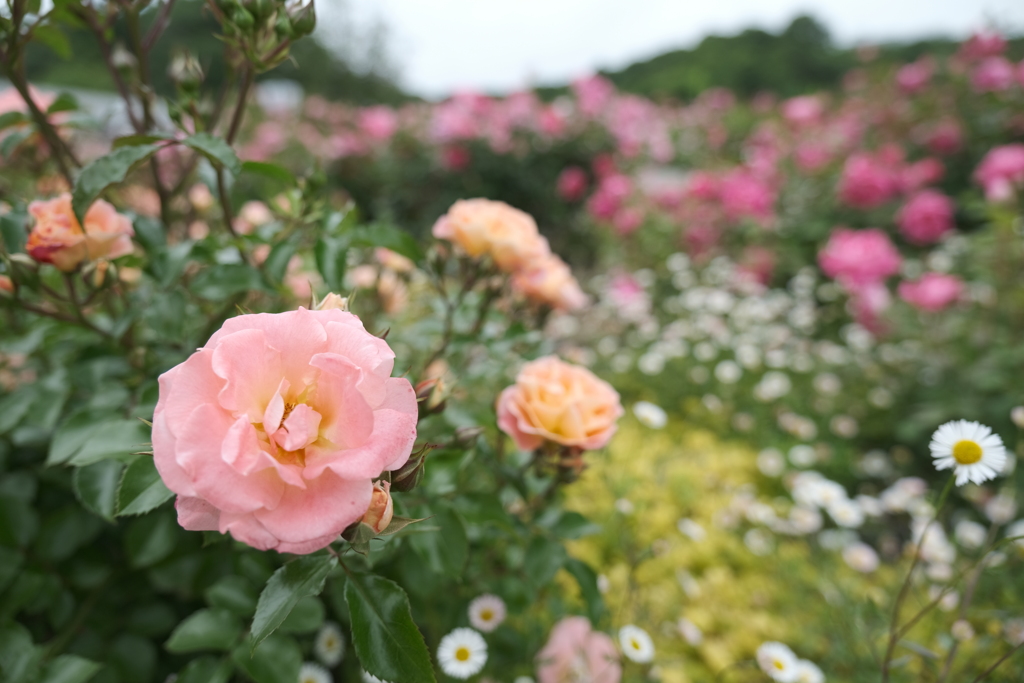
[361,481,393,534]
[287,1,316,36]
[415,377,447,415]
[111,43,137,72]
[1012,406,1024,429]
[232,7,255,29]
[391,447,430,492]
[0,275,13,295]
[454,426,484,444]
[315,292,349,312]
[168,50,204,91]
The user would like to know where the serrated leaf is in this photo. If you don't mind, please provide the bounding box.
[73,460,124,522]
[62,419,151,467]
[379,516,427,536]
[116,455,173,516]
[250,554,336,650]
[344,572,435,683]
[232,635,300,683]
[241,161,295,185]
[165,609,241,653]
[183,133,241,176]
[38,654,101,683]
[72,144,162,221]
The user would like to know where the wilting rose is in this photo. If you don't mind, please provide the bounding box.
[432,198,549,272]
[26,194,134,271]
[497,356,622,451]
[511,254,588,312]
[898,273,963,312]
[153,308,418,554]
[897,190,955,245]
[818,227,902,286]
[360,480,394,534]
[536,616,621,683]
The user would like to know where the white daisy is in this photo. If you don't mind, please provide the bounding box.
[792,659,824,683]
[313,621,345,667]
[437,628,487,679]
[842,542,880,573]
[826,498,864,528]
[930,420,1007,486]
[756,642,799,682]
[618,625,655,663]
[467,594,506,633]
[633,401,667,429]
[298,662,332,683]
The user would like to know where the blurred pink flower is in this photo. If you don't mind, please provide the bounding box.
[900,158,944,193]
[538,107,566,136]
[686,171,720,201]
[838,152,902,208]
[720,169,775,224]
[511,254,588,312]
[781,95,824,127]
[960,31,1007,61]
[795,142,833,173]
[920,119,963,156]
[972,57,1017,92]
[897,190,955,245]
[819,227,902,286]
[557,166,588,202]
[738,246,776,285]
[611,206,644,236]
[536,617,621,683]
[896,58,934,94]
[358,106,398,141]
[586,174,631,220]
[974,144,1024,202]
[606,273,646,309]
[440,145,471,171]
[898,273,963,311]
[848,280,892,333]
[572,74,615,117]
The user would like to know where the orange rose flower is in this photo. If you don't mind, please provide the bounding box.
[496,356,622,451]
[432,198,549,272]
[26,194,134,271]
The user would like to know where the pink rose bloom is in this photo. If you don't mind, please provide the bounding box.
[572,75,615,117]
[838,152,902,208]
[972,57,1016,92]
[358,106,398,141]
[611,207,644,236]
[557,166,588,202]
[900,158,944,193]
[719,169,775,224]
[1019,60,1024,89]
[848,280,892,333]
[897,190,955,245]
[686,171,720,201]
[795,142,833,173]
[974,144,1024,202]
[898,273,963,312]
[586,174,631,220]
[511,254,588,312]
[153,308,418,554]
[819,227,902,286]
[606,273,646,309]
[440,146,471,171]
[26,194,134,271]
[536,617,621,683]
[921,119,963,156]
[497,357,621,452]
[781,95,823,127]
[896,58,933,94]
[960,31,1006,61]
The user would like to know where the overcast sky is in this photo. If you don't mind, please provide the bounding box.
[318,0,1024,98]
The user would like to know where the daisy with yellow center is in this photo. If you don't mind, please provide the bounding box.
[437,628,487,679]
[756,642,799,682]
[314,621,345,667]
[618,625,655,663]
[468,594,506,633]
[298,662,332,683]
[930,420,1007,486]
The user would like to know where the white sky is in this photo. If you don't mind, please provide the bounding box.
[317,0,1024,98]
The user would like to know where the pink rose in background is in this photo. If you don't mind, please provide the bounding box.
[897,190,955,245]
[686,171,720,201]
[898,273,963,311]
[795,142,833,173]
[511,254,588,312]
[781,95,823,127]
[26,194,134,271]
[153,308,418,554]
[819,227,902,285]
[900,158,944,193]
[538,107,566,137]
[557,166,588,202]
[536,617,621,683]
[974,144,1024,201]
[572,75,615,117]
[586,174,632,220]
[972,57,1017,93]
[838,152,902,208]
[606,273,646,310]
[738,245,776,286]
[848,279,892,333]
[1019,60,1024,89]
[920,119,963,156]
[960,31,1007,61]
[896,58,934,94]
[611,207,644,236]
[358,106,398,141]
[719,169,775,224]
[497,356,621,451]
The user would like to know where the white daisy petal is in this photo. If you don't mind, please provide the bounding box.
[929,420,1006,487]
[618,625,655,663]
[468,594,506,633]
[437,628,487,679]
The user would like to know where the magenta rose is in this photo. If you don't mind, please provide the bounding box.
[818,227,902,286]
[153,308,418,554]
[898,273,963,312]
[897,190,955,245]
[975,144,1024,202]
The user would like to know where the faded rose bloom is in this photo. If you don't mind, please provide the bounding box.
[153,308,418,554]
[511,254,588,312]
[974,144,1024,202]
[497,356,622,451]
[360,480,394,534]
[819,228,902,286]
[233,200,273,235]
[432,198,549,272]
[897,190,955,245]
[536,617,621,683]
[898,273,963,312]
[375,247,414,273]
[26,194,134,271]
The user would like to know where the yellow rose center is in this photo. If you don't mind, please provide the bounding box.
[952,440,982,465]
[455,646,471,662]
[480,609,493,621]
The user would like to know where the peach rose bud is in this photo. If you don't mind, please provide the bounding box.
[26,194,134,271]
[0,275,13,295]
[315,292,349,311]
[361,480,394,534]
[415,377,447,415]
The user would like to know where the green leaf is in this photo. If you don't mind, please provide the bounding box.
[124,512,177,569]
[205,576,258,618]
[183,133,241,176]
[231,635,300,683]
[190,264,264,300]
[550,511,602,539]
[72,144,162,221]
[241,161,295,185]
[351,223,423,263]
[0,111,28,131]
[176,656,232,683]
[112,134,174,149]
[57,419,150,467]
[277,596,324,634]
[116,456,173,516]
[33,25,72,59]
[408,505,468,575]
[250,554,336,650]
[0,130,32,158]
[564,558,606,624]
[0,211,27,254]
[0,496,40,548]
[344,572,435,683]
[524,535,566,588]
[314,236,346,291]
[33,505,101,562]
[38,654,101,683]
[72,460,124,521]
[0,385,39,435]
[263,238,298,285]
[165,609,242,653]
[46,93,78,115]
[0,621,42,683]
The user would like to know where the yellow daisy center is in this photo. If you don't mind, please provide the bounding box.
[630,638,641,650]
[952,439,982,465]
[480,609,493,621]
[455,646,471,662]
[773,659,785,670]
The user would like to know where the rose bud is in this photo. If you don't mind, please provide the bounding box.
[361,480,394,534]
[315,292,349,312]
[391,448,428,493]
[415,377,447,415]
[0,275,13,295]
